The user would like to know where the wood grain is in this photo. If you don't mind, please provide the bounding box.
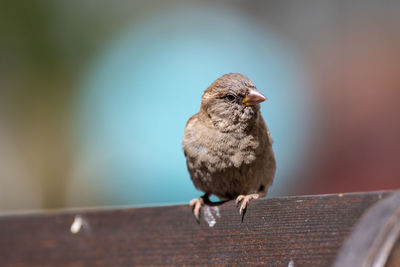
[0,191,391,266]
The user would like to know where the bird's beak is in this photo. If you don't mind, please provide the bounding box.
[242,88,267,106]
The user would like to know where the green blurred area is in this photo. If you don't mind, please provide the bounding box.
[0,1,117,209]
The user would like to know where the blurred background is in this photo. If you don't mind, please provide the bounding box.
[1,0,400,212]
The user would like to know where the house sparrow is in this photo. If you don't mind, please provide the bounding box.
[182,73,276,221]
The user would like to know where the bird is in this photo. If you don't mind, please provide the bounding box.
[182,73,276,221]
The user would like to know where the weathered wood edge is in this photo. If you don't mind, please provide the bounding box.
[0,190,392,218]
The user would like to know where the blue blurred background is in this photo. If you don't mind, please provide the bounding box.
[1,1,400,212]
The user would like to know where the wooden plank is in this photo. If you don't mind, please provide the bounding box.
[0,191,390,266]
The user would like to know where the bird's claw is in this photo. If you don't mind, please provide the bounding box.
[190,197,204,222]
[235,194,259,215]
[235,195,248,215]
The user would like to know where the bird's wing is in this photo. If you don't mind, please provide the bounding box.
[185,113,199,128]
[267,128,274,145]
[182,113,200,158]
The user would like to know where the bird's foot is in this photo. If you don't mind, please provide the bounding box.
[189,194,209,222]
[235,193,260,215]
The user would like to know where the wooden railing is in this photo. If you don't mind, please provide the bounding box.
[1,190,399,266]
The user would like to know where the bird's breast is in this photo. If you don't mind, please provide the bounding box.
[189,128,260,173]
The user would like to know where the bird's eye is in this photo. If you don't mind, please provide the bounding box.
[224,93,237,102]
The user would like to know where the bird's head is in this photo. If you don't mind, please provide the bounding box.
[200,73,267,132]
